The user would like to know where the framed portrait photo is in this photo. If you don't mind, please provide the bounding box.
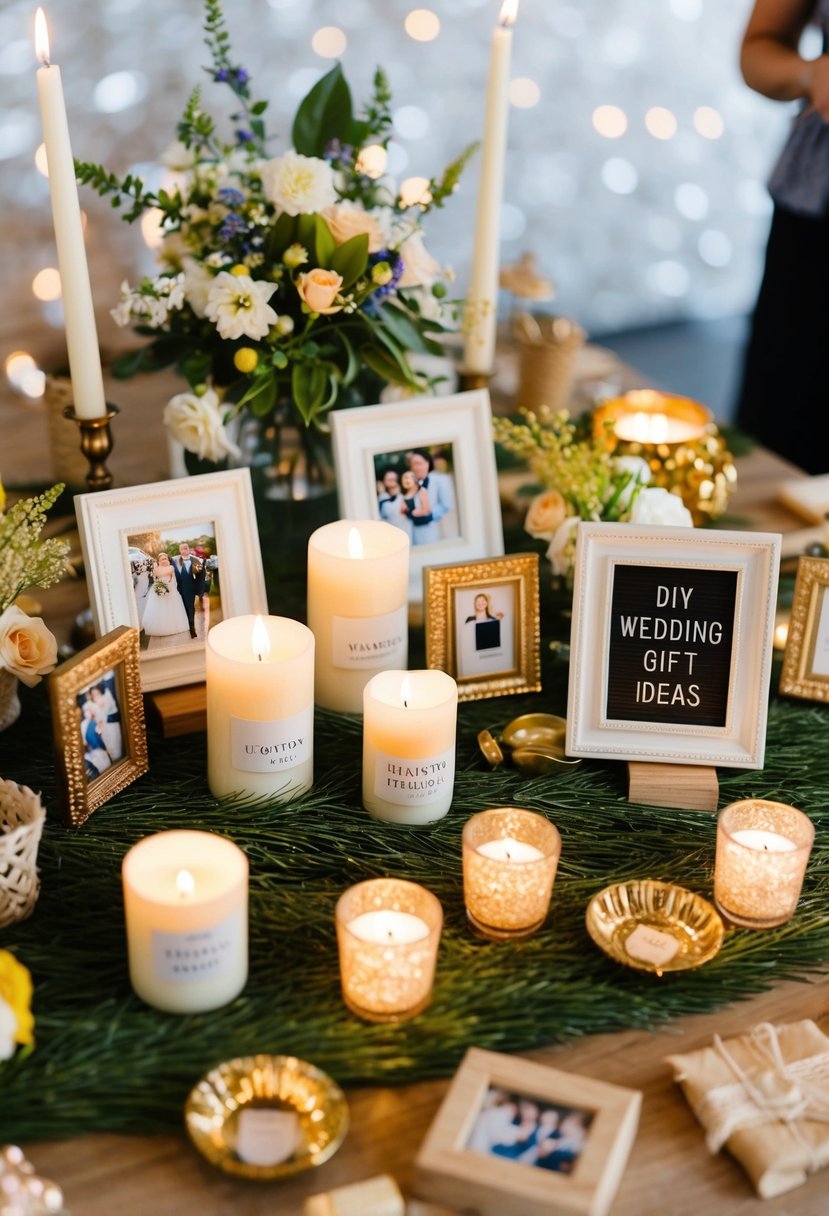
[780,555,829,702]
[424,554,541,701]
[566,523,781,769]
[415,1047,641,1216]
[75,468,267,691]
[49,626,148,828]
[330,389,504,603]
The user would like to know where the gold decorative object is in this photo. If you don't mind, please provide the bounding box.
[476,728,504,768]
[592,389,737,525]
[185,1054,348,1181]
[63,404,119,492]
[462,807,561,940]
[502,712,567,753]
[779,555,829,702]
[476,712,581,774]
[586,879,724,975]
[0,780,46,928]
[514,312,586,415]
[714,800,814,929]
[0,1145,65,1214]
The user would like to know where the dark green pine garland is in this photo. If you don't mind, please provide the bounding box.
[1,627,828,1141]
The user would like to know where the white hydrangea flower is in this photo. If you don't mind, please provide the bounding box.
[205,271,278,341]
[629,487,694,527]
[163,388,242,464]
[260,150,337,217]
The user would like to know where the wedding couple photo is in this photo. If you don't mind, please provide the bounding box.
[466,1085,594,1176]
[127,521,222,652]
[374,445,459,547]
[76,668,123,783]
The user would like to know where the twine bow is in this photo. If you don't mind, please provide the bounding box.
[696,1022,829,1172]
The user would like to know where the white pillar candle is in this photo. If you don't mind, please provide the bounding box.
[122,830,248,1013]
[463,0,519,374]
[34,8,107,419]
[462,807,561,940]
[206,614,314,800]
[307,520,409,714]
[714,800,815,929]
[362,670,458,825]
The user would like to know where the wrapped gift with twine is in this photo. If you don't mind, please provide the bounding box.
[0,780,46,929]
[666,1020,829,1199]
[514,312,586,415]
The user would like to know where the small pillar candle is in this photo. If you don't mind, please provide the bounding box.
[122,830,248,1013]
[307,520,410,714]
[206,614,314,800]
[714,800,814,929]
[335,878,442,1022]
[462,807,561,940]
[362,670,458,825]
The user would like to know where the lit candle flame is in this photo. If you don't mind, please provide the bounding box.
[251,614,270,662]
[176,868,195,898]
[347,526,364,559]
[400,673,412,709]
[35,7,50,66]
[498,0,519,27]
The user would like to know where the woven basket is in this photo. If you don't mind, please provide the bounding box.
[515,313,586,414]
[0,668,21,732]
[0,779,46,928]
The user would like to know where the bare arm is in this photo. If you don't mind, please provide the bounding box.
[741,0,829,117]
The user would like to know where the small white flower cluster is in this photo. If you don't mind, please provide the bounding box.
[111,273,186,330]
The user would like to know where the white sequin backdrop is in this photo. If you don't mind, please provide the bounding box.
[1,0,805,377]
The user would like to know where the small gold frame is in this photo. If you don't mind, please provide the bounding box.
[780,555,829,702]
[49,626,149,827]
[424,554,541,702]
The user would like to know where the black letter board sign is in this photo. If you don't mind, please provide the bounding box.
[606,564,738,727]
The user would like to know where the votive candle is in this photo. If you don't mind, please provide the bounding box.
[122,830,248,1013]
[714,800,814,928]
[462,807,561,940]
[335,878,443,1022]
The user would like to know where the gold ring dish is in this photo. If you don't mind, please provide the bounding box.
[586,879,724,976]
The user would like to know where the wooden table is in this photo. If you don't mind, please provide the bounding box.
[6,357,828,1216]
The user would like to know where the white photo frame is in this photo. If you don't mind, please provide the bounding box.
[75,468,267,692]
[566,523,781,769]
[330,390,504,603]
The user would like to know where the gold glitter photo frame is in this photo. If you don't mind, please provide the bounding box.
[780,555,829,703]
[49,626,148,827]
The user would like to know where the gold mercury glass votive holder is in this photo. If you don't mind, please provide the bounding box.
[462,807,561,941]
[714,800,815,929]
[592,389,737,525]
[335,877,443,1023]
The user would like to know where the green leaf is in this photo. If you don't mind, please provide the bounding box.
[375,302,442,357]
[335,330,360,387]
[237,370,276,416]
[295,213,317,251]
[180,351,213,389]
[314,214,336,268]
[265,211,297,261]
[291,63,353,158]
[358,345,414,387]
[329,233,368,289]
[292,362,330,425]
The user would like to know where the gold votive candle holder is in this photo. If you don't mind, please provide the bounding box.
[714,800,814,929]
[462,807,561,941]
[335,878,443,1023]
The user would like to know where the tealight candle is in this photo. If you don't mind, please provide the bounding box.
[593,389,709,449]
[335,878,443,1022]
[206,614,314,800]
[307,520,410,714]
[122,830,248,1013]
[362,670,458,824]
[462,807,561,940]
[714,800,814,928]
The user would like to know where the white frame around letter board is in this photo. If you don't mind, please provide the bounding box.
[75,468,267,692]
[566,523,781,769]
[331,390,504,603]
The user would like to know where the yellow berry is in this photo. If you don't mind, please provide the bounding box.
[230,263,249,277]
[234,348,259,374]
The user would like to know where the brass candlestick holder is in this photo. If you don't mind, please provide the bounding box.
[63,404,119,492]
[459,368,495,393]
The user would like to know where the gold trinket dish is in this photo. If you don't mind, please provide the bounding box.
[586,879,724,975]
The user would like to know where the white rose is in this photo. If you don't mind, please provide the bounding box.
[0,997,17,1061]
[612,455,651,508]
[182,257,215,319]
[322,202,386,252]
[0,606,58,687]
[630,487,694,528]
[397,232,441,289]
[163,389,242,464]
[546,516,581,577]
[205,271,278,341]
[260,150,337,217]
[160,140,197,172]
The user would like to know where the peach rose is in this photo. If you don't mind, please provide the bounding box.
[296,268,344,315]
[524,489,567,541]
[0,606,58,687]
[397,232,441,289]
[322,203,386,253]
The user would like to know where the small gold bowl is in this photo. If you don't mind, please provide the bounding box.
[185,1054,348,1180]
[477,728,505,768]
[586,879,724,976]
[502,713,568,755]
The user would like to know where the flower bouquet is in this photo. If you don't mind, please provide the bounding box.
[76,0,474,476]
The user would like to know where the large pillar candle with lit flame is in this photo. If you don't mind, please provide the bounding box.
[362,669,458,824]
[206,614,315,800]
[34,7,107,419]
[307,520,410,713]
[122,830,248,1013]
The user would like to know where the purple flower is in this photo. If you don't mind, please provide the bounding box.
[219,212,246,241]
[233,68,249,86]
[218,187,246,206]
[213,68,230,83]
[236,128,253,144]
[368,249,404,299]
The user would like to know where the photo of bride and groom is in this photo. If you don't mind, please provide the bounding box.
[127,522,222,652]
[77,669,123,782]
[374,445,459,546]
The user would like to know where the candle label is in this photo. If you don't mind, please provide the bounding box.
[624,924,680,968]
[230,706,313,772]
[331,606,407,670]
[374,746,455,806]
[152,911,242,983]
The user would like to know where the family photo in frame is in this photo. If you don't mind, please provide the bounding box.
[374,444,459,547]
